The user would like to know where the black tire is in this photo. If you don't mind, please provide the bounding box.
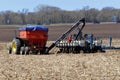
[12,39,21,54]
[43,47,49,54]
[8,46,12,54]
[20,47,25,55]
[40,50,45,54]
[32,50,39,55]
[34,50,39,55]
[25,47,30,55]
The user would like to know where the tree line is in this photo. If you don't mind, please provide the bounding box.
[0,5,120,25]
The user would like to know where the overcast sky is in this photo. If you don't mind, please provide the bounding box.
[0,0,120,12]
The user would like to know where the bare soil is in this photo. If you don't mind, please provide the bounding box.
[0,23,120,42]
[0,39,120,80]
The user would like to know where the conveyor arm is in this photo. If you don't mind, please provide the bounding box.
[46,18,85,53]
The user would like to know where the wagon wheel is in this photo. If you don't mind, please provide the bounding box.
[12,39,21,54]
[40,50,45,54]
[20,47,25,55]
[25,47,30,55]
[8,46,12,54]
[41,47,49,54]
[34,50,39,55]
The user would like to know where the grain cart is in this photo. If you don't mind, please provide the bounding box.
[45,18,104,53]
[9,26,48,54]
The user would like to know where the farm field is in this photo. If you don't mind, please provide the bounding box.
[0,40,120,80]
[1,23,120,42]
[0,23,120,80]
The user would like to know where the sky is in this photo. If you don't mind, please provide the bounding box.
[0,0,120,12]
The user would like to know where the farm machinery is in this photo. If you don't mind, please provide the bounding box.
[9,26,48,54]
[9,18,104,55]
[45,18,104,53]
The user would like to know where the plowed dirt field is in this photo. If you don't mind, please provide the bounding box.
[0,24,120,80]
[0,23,120,42]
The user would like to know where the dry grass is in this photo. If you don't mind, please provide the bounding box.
[0,39,120,80]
